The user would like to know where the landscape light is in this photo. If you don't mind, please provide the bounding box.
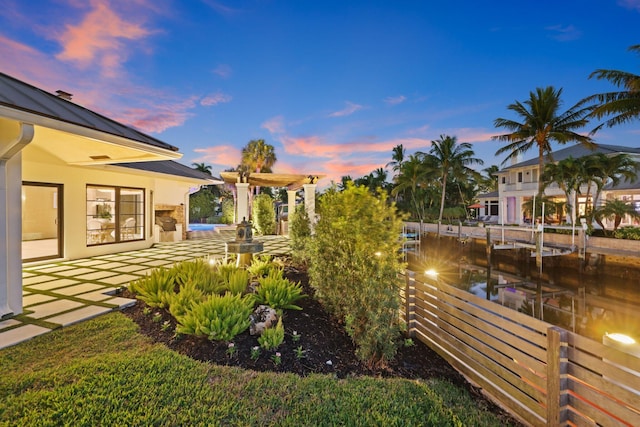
[425,269,438,278]
[605,333,636,345]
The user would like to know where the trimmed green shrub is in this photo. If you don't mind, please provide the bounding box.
[252,193,276,235]
[614,226,640,240]
[129,268,175,308]
[255,271,305,311]
[175,293,253,341]
[258,317,285,350]
[221,198,235,224]
[289,204,311,265]
[308,183,406,368]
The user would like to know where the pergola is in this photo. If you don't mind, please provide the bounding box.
[219,172,325,229]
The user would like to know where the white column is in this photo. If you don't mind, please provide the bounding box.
[1,120,34,317]
[235,182,250,224]
[303,183,317,228]
[287,190,297,216]
[285,190,297,236]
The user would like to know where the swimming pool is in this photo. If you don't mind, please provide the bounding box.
[188,223,219,231]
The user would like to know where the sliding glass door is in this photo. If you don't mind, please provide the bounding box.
[22,182,63,262]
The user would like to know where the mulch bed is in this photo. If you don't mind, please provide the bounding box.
[121,265,522,425]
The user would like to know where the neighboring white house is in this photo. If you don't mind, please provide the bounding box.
[1,72,218,318]
[493,144,640,226]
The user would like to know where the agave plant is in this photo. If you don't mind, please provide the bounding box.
[255,271,306,311]
[129,268,175,308]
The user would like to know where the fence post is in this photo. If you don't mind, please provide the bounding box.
[547,326,568,425]
[404,270,416,338]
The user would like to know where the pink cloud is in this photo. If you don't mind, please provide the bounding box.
[213,64,233,78]
[55,0,154,77]
[193,145,242,169]
[384,95,406,105]
[0,35,71,90]
[108,97,197,133]
[281,135,429,158]
[201,92,232,106]
[329,101,364,117]
[262,116,286,134]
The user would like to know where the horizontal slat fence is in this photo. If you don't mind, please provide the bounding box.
[400,271,640,426]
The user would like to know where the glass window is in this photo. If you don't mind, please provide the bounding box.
[86,185,144,245]
[518,172,523,183]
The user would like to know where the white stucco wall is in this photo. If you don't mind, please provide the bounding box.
[22,145,200,262]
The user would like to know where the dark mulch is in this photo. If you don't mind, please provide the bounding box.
[121,265,522,426]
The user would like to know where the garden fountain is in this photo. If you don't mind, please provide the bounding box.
[225,218,264,267]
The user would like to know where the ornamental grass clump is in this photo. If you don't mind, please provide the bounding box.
[255,271,306,311]
[308,183,406,369]
[129,268,175,308]
[175,293,254,341]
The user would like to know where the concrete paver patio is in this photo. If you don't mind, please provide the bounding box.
[0,234,291,350]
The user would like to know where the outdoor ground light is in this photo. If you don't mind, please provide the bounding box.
[603,332,640,358]
[425,269,438,279]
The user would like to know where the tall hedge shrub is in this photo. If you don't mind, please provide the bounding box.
[289,204,311,265]
[308,183,406,368]
[221,199,235,224]
[252,193,276,235]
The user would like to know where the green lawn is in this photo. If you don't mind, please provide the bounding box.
[0,313,513,426]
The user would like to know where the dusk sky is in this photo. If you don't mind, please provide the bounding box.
[1,0,639,184]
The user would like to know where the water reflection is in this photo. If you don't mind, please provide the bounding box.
[409,234,640,342]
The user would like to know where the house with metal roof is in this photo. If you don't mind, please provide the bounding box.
[494,144,640,226]
[1,72,218,318]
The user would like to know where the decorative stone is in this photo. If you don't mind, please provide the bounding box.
[249,305,278,336]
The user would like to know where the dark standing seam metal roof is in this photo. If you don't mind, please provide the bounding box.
[499,144,640,171]
[117,160,219,181]
[0,72,179,152]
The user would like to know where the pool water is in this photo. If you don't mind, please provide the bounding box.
[188,223,218,231]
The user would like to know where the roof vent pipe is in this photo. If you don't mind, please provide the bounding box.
[55,90,73,100]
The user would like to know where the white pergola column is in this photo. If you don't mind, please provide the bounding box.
[303,183,317,230]
[286,189,297,236]
[235,182,250,224]
[287,190,297,215]
[1,120,34,317]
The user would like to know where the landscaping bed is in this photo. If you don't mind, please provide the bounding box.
[122,265,522,426]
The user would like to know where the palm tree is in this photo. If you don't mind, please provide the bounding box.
[241,139,277,173]
[542,156,587,223]
[391,154,437,222]
[593,199,640,233]
[386,144,406,175]
[585,153,639,213]
[582,44,640,132]
[478,165,499,193]
[192,162,212,176]
[424,135,483,232]
[493,86,595,195]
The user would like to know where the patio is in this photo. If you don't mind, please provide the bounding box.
[0,233,291,350]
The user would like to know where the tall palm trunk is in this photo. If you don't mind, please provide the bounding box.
[438,171,447,234]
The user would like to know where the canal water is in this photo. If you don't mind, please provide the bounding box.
[409,234,640,342]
